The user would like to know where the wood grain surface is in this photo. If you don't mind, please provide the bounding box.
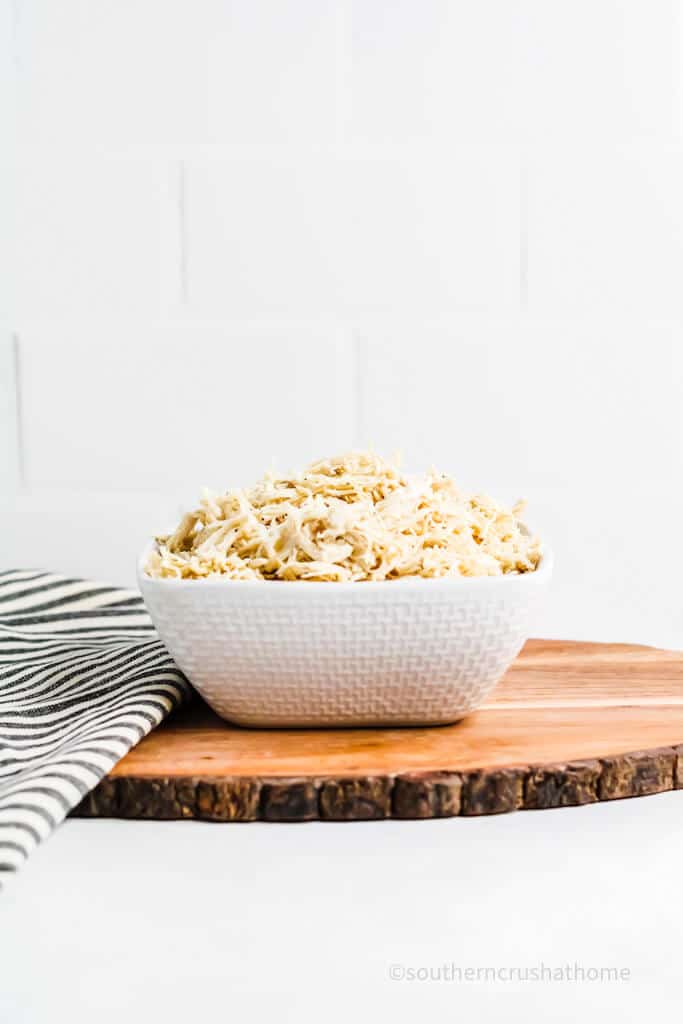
[72,639,683,821]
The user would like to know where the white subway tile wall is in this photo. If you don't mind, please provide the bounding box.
[184,157,346,316]
[349,0,680,142]
[0,161,12,321]
[0,1,12,146]
[528,147,683,314]
[516,0,679,140]
[359,320,683,492]
[0,335,19,490]
[2,0,683,646]
[342,151,520,313]
[14,0,342,145]
[8,159,179,318]
[184,151,520,316]
[19,327,354,492]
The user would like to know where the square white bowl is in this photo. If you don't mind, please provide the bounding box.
[138,546,553,727]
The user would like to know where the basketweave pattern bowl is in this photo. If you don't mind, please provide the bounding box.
[138,546,553,728]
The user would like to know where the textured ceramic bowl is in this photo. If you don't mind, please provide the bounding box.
[138,544,553,728]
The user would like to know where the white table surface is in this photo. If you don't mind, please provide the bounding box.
[2,791,681,1022]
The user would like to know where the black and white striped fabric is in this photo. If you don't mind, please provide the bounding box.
[0,569,191,874]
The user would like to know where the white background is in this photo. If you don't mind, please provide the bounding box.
[3,797,683,1022]
[2,5,683,1022]
[1,0,682,646]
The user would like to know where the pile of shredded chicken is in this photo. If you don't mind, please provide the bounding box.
[145,452,542,582]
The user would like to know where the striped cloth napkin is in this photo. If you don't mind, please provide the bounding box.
[0,569,191,875]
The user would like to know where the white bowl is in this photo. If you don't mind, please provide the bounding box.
[138,547,553,727]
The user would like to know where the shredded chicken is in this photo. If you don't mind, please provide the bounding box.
[145,452,542,582]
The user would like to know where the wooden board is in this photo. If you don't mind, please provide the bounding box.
[73,639,683,821]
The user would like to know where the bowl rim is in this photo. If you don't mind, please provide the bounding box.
[137,541,553,592]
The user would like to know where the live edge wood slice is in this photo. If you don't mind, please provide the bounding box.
[72,639,683,823]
